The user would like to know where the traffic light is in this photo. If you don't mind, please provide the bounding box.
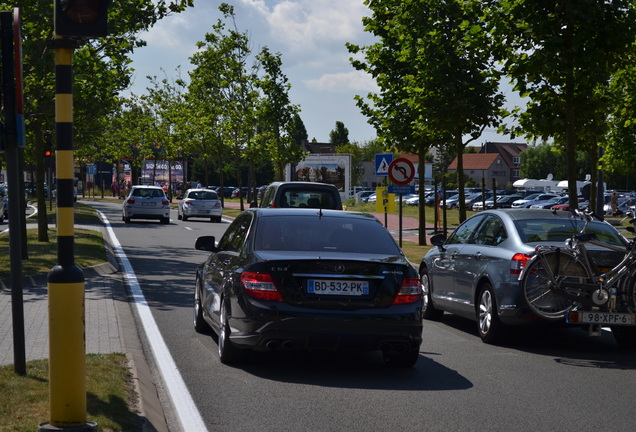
[55,0,111,38]
[44,149,52,168]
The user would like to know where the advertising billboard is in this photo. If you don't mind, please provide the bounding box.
[286,154,351,199]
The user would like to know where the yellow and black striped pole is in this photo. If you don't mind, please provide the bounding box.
[39,38,96,432]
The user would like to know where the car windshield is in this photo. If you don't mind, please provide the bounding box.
[514,219,626,247]
[254,215,401,254]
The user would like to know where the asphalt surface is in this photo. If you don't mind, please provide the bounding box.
[0,198,432,431]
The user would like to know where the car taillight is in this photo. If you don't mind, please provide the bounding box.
[127,199,135,204]
[510,253,533,275]
[240,272,283,301]
[213,202,221,208]
[393,278,422,305]
[162,199,170,205]
[184,200,192,205]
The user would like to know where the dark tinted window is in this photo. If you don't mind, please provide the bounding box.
[218,213,253,253]
[254,215,401,254]
[282,189,338,209]
[472,215,507,246]
[515,219,626,247]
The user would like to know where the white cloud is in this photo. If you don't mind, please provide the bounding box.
[305,70,378,93]
[239,0,370,59]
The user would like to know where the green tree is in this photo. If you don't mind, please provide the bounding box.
[519,143,567,180]
[329,121,350,146]
[255,47,304,181]
[487,0,636,208]
[142,71,188,197]
[289,113,308,147]
[348,0,504,230]
[6,0,193,241]
[188,3,259,206]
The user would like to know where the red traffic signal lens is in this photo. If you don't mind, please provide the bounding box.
[45,150,52,157]
[60,0,101,24]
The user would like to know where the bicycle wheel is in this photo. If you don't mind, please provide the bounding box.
[521,249,591,320]
[615,264,636,310]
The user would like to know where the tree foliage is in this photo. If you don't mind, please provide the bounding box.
[329,121,350,146]
[3,0,193,240]
[486,0,636,207]
[348,0,504,226]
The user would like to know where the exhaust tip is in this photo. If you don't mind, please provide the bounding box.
[266,340,281,350]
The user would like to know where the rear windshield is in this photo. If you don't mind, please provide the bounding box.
[188,190,218,200]
[514,219,626,247]
[132,188,164,198]
[254,215,401,254]
[279,189,339,209]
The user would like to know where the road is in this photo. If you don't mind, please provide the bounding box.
[88,200,636,432]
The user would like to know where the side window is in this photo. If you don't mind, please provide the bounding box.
[446,215,485,245]
[217,214,253,253]
[473,216,507,246]
[261,187,275,207]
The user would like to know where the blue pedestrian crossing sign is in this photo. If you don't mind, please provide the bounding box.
[375,153,393,176]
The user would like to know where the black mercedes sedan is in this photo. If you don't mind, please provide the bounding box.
[193,208,423,367]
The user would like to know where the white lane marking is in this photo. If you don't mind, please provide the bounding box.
[96,209,208,432]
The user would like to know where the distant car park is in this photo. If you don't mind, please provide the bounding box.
[512,193,561,208]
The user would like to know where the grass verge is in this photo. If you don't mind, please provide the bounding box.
[1,203,140,431]
[0,353,143,431]
[0,227,106,280]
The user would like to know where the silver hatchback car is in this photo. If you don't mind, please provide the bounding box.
[122,185,171,224]
[419,209,627,344]
[178,188,223,222]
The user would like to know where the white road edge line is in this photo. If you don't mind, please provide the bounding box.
[96,209,208,432]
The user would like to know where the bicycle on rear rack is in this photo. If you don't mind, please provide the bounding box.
[520,208,636,349]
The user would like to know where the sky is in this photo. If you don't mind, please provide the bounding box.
[126,0,525,146]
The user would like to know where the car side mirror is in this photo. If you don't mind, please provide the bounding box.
[249,201,258,208]
[430,233,446,251]
[195,236,217,252]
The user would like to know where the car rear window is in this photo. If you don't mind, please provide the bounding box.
[132,188,164,198]
[280,189,338,209]
[254,215,401,254]
[189,191,218,200]
[515,219,626,247]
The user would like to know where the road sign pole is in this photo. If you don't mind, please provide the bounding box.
[388,158,416,247]
[1,10,26,376]
[399,194,403,246]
